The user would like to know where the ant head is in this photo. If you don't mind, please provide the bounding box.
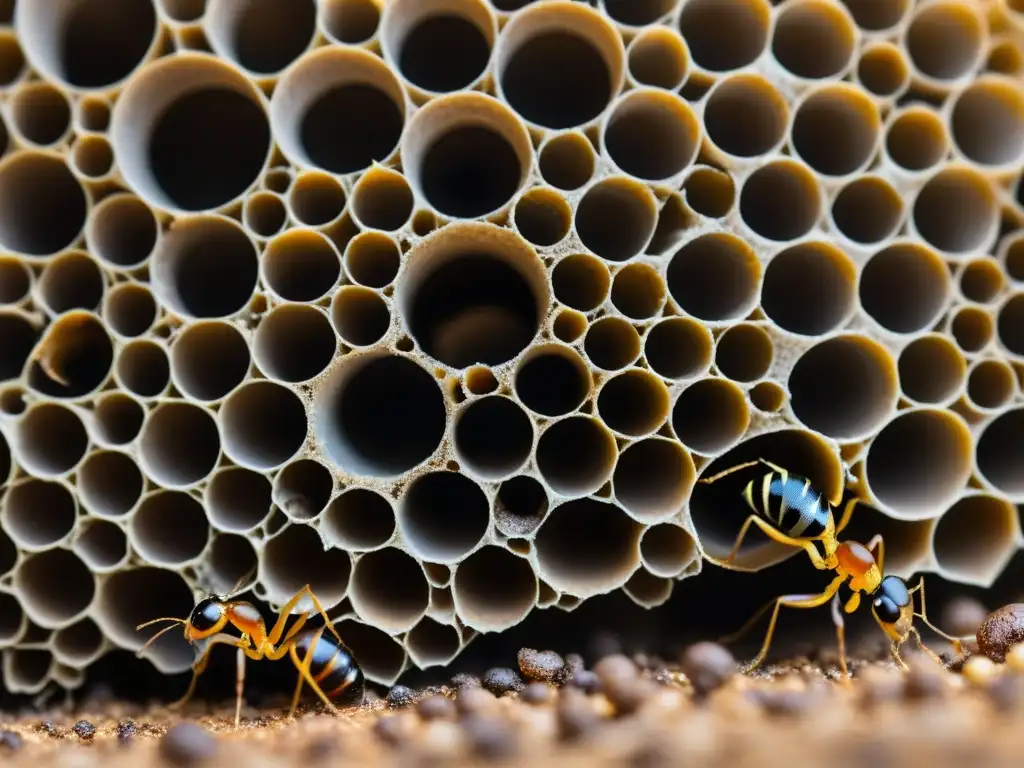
[870,575,914,642]
[186,596,228,641]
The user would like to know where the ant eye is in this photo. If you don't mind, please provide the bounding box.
[190,598,224,632]
[872,596,901,624]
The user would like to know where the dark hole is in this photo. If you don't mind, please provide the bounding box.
[494,476,548,536]
[399,15,491,92]
[149,89,270,211]
[501,32,612,129]
[300,84,403,174]
[227,0,315,74]
[515,353,587,417]
[420,126,522,218]
[61,0,157,87]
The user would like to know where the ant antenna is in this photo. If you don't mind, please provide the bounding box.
[136,617,186,655]
[225,566,258,599]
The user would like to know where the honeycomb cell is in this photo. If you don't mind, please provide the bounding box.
[205,468,273,534]
[454,395,533,480]
[933,493,1017,585]
[206,0,316,76]
[263,229,342,303]
[220,381,308,471]
[645,317,713,381]
[15,548,94,628]
[323,488,396,550]
[536,416,617,497]
[856,42,909,100]
[703,74,788,160]
[904,1,984,85]
[321,0,381,45]
[255,305,337,382]
[349,546,430,633]
[575,177,658,262]
[399,471,490,563]
[614,437,695,522]
[771,0,857,81]
[860,242,949,334]
[897,335,965,406]
[515,345,590,418]
[351,167,414,233]
[170,321,251,402]
[454,545,537,631]
[139,402,220,488]
[78,450,144,519]
[678,0,770,73]
[86,193,158,270]
[538,132,596,191]
[345,232,401,289]
[1,478,77,550]
[976,407,1024,499]
[668,233,760,322]
[672,378,749,455]
[761,241,856,336]
[513,187,571,247]
[604,88,700,181]
[0,152,86,257]
[261,524,350,610]
[739,160,821,243]
[597,369,670,437]
[130,490,210,565]
[627,26,688,89]
[103,284,157,340]
[73,518,128,572]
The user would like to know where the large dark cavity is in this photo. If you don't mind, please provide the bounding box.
[300,85,403,174]
[420,126,521,218]
[398,15,490,92]
[54,0,157,87]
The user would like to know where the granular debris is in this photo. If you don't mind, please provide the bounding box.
[72,720,96,740]
[518,648,568,684]
[977,604,1024,662]
[480,667,525,696]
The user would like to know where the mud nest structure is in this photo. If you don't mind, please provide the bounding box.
[1,0,1024,697]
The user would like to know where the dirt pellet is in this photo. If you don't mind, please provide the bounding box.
[603,676,658,716]
[387,684,417,708]
[301,736,337,763]
[462,714,521,760]
[0,731,23,752]
[518,648,568,684]
[456,686,497,715]
[482,667,525,696]
[593,654,638,686]
[73,720,97,740]
[569,669,602,694]
[680,642,736,697]
[565,653,585,675]
[557,689,601,743]
[942,596,989,638]
[987,673,1024,712]
[521,681,554,705]
[977,604,1024,663]
[858,666,904,708]
[754,688,815,717]
[116,719,137,745]
[417,694,457,721]
[373,714,412,748]
[159,723,218,767]
[903,665,947,701]
[37,721,63,738]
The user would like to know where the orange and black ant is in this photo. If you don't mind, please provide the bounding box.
[698,458,967,677]
[136,581,363,728]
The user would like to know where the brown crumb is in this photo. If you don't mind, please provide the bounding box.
[518,648,568,684]
[568,670,601,694]
[680,642,736,697]
[387,684,417,708]
[521,681,554,705]
[417,694,456,721]
[450,673,481,690]
[461,714,520,760]
[556,689,600,743]
[481,667,525,696]
[456,686,497,716]
[73,720,97,740]
[159,723,218,766]
[942,596,989,638]
[977,604,1024,663]
[593,654,638,685]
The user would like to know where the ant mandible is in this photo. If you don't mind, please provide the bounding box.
[698,457,967,677]
[136,582,363,728]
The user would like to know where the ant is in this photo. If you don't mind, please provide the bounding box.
[136,581,363,728]
[698,458,967,678]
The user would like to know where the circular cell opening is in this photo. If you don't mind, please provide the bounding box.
[322,0,381,44]
[640,523,696,577]
[346,232,401,289]
[220,381,308,471]
[38,251,104,316]
[330,287,391,348]
[604,90,700,181]
[553,309,586,344]
[610,262,665,320]
[933,494,1016,583]
[151,216,258,319]
[273,459,333,521]
[750,380,786,412]
[912,167,997,255]
[351,168,413,232]
[842,0,909,31]
[11,82,70,146]
[288,172,346,227]
[15,549,94,627]
[597,370,670,437]
[605,0,675,26]
[860,242,949,334]
[494,475,548,537]
[2,478,77,549]
[170,321,250,402]
[951,306,993,354]
[72,135,113,178]
[270,47,404,175]
[17,0,157,88]
[93,393,144,446]
[397,223,548,369]
[323,488,395,550]
[716,324,773,382]
[678,0,770,73]
[535,498,642,596]
[791,85,880,177]
[205,468,272,533]
[16,403,87,477]
[315,353,446,478]
[831,176,903,246]
[967,360,1015,411]
[513,188,571,247]
[261,524,350,610]
[139,402,220,488]
[404,94,530,219]
[0,31,25,87]
[905,1,983,83]
[627,27,688,89]
[950,77,1024,168]
[0,257,30,305]
[536,416,617,497]
[977,408,1024,498]
[789,335,897,440]
[684,167,735,219]
[497,3,620,129]
[105,285,157,339]
[255,305,336,383]
[772,0,856,80]
[1005,238,1024,284]
[349,547,429,633]
[645,318,712,380]
[454,396,533,480]
[116,340,170,398]
[26,313,113,399]
[111,55,271,211]
[130,491,210,565]
[703,74,788,158]
[761,241,855,336]
[672,378,749,454]
[514,347,590,418]
[865,409,972,518]
[885,108,948,172]
[739,160,821,242]
[539,132,595,191]
[74,519,128,571]
[0,153,86,256]
[206,0,316,75]
[576,177,657,262]
[78,450,144,518]
[399,471,490,562]
[999,294,1024,357]
[263,230,341,303]
[243,192,286,239]
[857,43,909,97]
[552,253,609,312]
[207,534,259,597]
[898,335,965,405]
[960,259,1004,304]
[614,438,694,522]
[584,316,641,371]
[667,233,760,321]
[87,194,158,270]
[454,546,538,631]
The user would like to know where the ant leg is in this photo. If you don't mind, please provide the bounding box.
[864,534,885,572]
[736,574,846,674]
[835,498,860,537]
[890,643,909,670]
[705,515,827,571]
[830,592,850,682]
[697,461,760,485]
[287,631,340,717]
[266,585,341,645]
[170,634,248,711]
[287,641,314,719]
[910,576,969,656]
[235,648,246,729]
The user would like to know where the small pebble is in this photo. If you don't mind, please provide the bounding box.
[680,642,736,697]
[417,694,456,721]
[159,723,218,767]
[0,731,23,752]
[755,688,814,717]
[450,673,481,690]
[987,673,1024,712]
[903,664,947,701]
[387,684,417,708]
[557,689,600,743]
[1006,642,1024,673]
[116,719,137,745]
[302,736,337,763]
[593,654,638,686]
[481,667,525,696]
[962,655,1000,687]
[602,676,658,716]
[977,603,1024,663]
[858,666,904,708]
[518,648,568,684]
[37,721,62,738]
[462,714,520,760]
[456,686,497,715]
[521,681,554,705]
[941,596,988,638]
[373,715,412,748]
[569,669,602,694]
[73,720,97,740]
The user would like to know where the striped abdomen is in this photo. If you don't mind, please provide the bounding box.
[291,628,364,704]
[742,470,832,540]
